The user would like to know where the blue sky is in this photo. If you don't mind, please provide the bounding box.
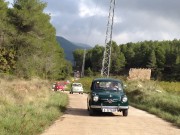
[5,0,180,46]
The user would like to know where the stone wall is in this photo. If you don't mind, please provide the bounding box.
[128,68,151,80]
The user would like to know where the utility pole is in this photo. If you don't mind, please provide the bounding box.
[81,49,86,77]
[101,0,116,77]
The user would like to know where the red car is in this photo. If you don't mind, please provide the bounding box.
[54,83,65,91]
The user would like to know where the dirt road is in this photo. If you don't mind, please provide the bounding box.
[42,92,180,135]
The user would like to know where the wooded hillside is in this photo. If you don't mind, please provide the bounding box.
[74,40,180,81]
[1,0,179,81]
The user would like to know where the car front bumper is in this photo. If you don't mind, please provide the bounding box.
[72,89,83,92]
[90,105,129,110]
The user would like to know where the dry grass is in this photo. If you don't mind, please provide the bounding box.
[0,76,68,135]
[158,81,180,93]
[126,80,180,127]
[0,78,50,106]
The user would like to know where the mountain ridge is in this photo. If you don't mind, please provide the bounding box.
[56,36,92,63]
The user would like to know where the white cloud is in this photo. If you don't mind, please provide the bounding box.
[4,0,180,46]
[79,3,94,17]
[79,1,107,18]
[5,0,13,8]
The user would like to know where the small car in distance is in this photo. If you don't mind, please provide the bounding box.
[54,83,65,91]
[87,78,129,116]
[70,83,83,94]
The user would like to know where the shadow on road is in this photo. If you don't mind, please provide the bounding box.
[65,107,123,117]
[65,107,89,116]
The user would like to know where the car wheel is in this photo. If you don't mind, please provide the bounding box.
[87,105,89,111]
[122,109,128,116]
[89,108,95,116]
[87,100,90,111]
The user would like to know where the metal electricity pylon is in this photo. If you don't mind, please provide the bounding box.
[101,0,116,77]
[81,49,86,77]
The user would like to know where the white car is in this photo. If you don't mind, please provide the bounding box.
[70,83,83,94]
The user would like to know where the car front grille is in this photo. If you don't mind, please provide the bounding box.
[101,98,119,104]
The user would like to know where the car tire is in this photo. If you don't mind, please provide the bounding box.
[87,106,89,111]
[122,109,128,116]
[89,108,95,116]
[87,100,90,111]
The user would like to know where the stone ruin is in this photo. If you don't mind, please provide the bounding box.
[127,68,151,80]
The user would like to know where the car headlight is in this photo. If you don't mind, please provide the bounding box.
[122,96,128,102]
[93,95,99,102]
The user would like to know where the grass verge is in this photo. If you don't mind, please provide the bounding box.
[126,80,180,128]
[0,77,68,135]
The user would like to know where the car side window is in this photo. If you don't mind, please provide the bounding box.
[94,82,100,89]
[118,83,123,90]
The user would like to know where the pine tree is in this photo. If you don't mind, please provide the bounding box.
[146,50,156,69]
[0,0,16,73]
[7,0,68,79]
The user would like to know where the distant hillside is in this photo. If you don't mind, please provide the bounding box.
[73,43,92,49]
[56,36,92,63]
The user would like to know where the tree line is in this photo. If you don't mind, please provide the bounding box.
[0,0,72,79]
[73,40,180,81]
[1,0,179,81]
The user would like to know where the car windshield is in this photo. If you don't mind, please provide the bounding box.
[72,83,82,87]
[57,83,63,86]
[94,81,123,91]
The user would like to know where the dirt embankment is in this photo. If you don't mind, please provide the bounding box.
[41,92,180,135]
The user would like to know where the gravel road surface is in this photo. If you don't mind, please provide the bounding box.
[41,92,180,135]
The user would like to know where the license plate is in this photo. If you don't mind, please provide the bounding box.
[102,108,117,112]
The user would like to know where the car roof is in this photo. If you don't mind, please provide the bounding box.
[93,78,122,83]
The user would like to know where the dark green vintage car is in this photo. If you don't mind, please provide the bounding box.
[87,78,129,116]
